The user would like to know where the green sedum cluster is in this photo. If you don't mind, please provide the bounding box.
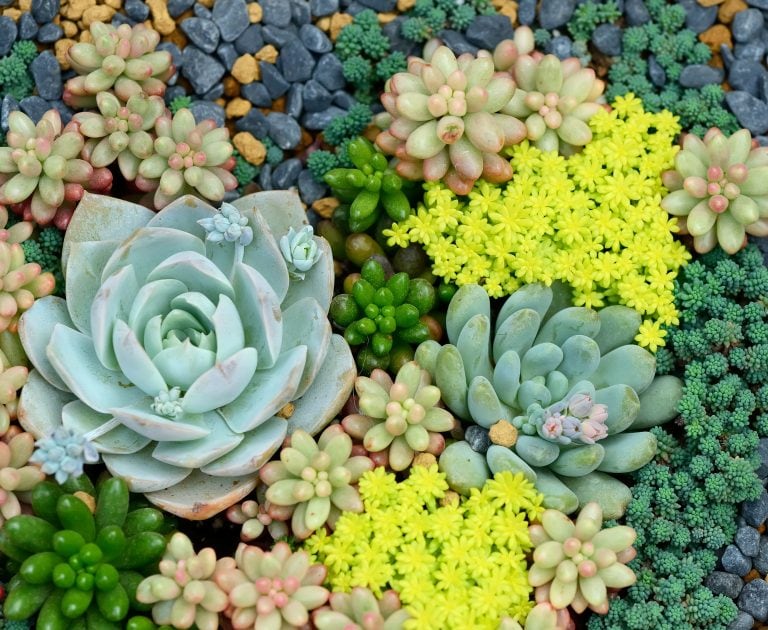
[400,0,495,42]
[0,41,37,102]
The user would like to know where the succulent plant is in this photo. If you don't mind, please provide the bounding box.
[213,541,329,629]
[499,53,604,154]
[313,587,410,630]
[528,502,637,615]
[416,282,683,518]
[0,477,167,627]
[226,486,290,543]
[342,361,454,471]
[375,45,527,195]
[72,92,165,182]
[0,432,44,526]
[259,424,374,539]
[499,603,574,630]
[29,426,99,485]
[64,21,174,109]
[660,128,768,254]
[135,108,237,210]
[137,532,228,630]
[17,191,356,520]
[280,225,323,280]
[0,110,93,225]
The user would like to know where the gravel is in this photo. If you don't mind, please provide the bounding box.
[735,526,761,557]
[726,91,768,136]
[624,0,650,25]
[261,0,293,27]
[189,100,225,127]
[181,18,220,54]
[236,108,269,137]
[465,425,492,454]
[19,95,50,122]
[36,22,61,42]
[279,39,316,83]
[314,53,346,91]
[31,0,59,23]
[538,0,576,29]
[298,168,327,204]
[730,611,756,630]
[30,51,61,100]
[310,0,339,16]
[721,544,752,576]
[267,112,302,150]
[18,12,38,39]
[286,83,303,119]
[300,24,332,53]
[682,0,717,34]
[592,24,622,56]
[733,9,765,43]
[212,0,249,42]
[260,62,291,99]
[464,14,515,48]
[181,46,226,95]
[679,64,724,88]
[729,60,767,97]
[705,571,744,599]
[0,17,17,56]
[738,579,768,621]
[302,105,346,130]
[124,0,149,22]
[235,25,264,55]
[241,82,273,107]
[302,79,333,112]
[167,0,195,18]
[272,158,303,189]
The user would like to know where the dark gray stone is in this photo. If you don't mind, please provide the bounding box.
[189,100,225,127]
[683,0,717,33]
[734,40,765,61]
[310,0,338,16]
[727,91,768,136]
[539,0,576,29]
[721,43,735,70]
[314,53,346,91]
[757,438,768,479]
[111,13,134,27]
[236,108,269,137]
[755,536,768,573]
[729,60,767,97]
[302,106,346,130]
[36,22,61,43]
[235,25,264,55]
[167,0,195,18]
[182,46,226,95]
[729,612,755,630]
[518,0,536,25]
[202,83,224,100]
[357,0,395,10]
[437,30,478,55]
[679,64,724,88]
[592,23,622,56]
[649,56,666,87]
[31,0,59,23]
[465,15,514,49]
[157,42,183,69]
[262,25,299,48]
[164,85,187,105]
[18,96,49,123]
[261,0,292,27]
[286,83,303,119]
[549,35,573,59]
[291,0,311,26]
[193,3,212,19]
[733,9,764,43]
[736,526,761,556]
[279,39,315,82]
[747,0,768,7]
[241,82,273,107]
[706,571,744,599]
[216,43,239,70]
[303,79,333,112]
[300,23,332,53]
[18,12,38,39]
[212,0,249,42]
[383,16,419,56]
[267,112,302,149]
[721,544,752,576]
[625,0,650,25]
[261,62,291,99]
[0,17,16,55]
[49,99,73,125]
[298,168,327,205]
[738,579,768,621]
[272,158,302,189]
[332,89,355,110]
[465,425,491,454]
[0,95,19,133]
[259,163,273,190]
[124,0,149,21]
[30,51,61,100]
[181,18,220,54]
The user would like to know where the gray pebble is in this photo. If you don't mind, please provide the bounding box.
[291,0,311,26]
[36,22,62,43]
[19,96,49,123]
[202,83,224,101]
[212,0,249,42]
[721,43,736,70]
[300,23,332,53]
[733,9,764,43]
[705,571,744,599]
[181,18,220,54]
[592,23,622,56]
[286,83,303,119]
[49,99,73,125]
[683,0,717,34]
[216,42,239,70]
[357,0,396,9]
[437,29,478,55]
[465,425,492,454]
[649,56,666,87]
[124,0,149,22]
[679,64,724,88]
[735,40,765,61]
[755,536,768,573]
[236,108,269,137]
[189,100,225,127]
[726,91,768,136]
[518,0,535,25]
[267,112,302,149]
[261,0,293,27]
[314,53,346,91]
[167,0,195,18]
[465,14,514,48]
[31,0,59,24]
[383,16,418,56]
[157,42,183,70]
[164,85,187,105]
[729,612,756,630]
[182,46,226,95]
[549,35,573,59]
[625,0,650,25]
[738,579,768,621]
[261,62,291,99]
[310,0,338,16]
[111,13,134,27]
[302,105,346,130]
[279,39,315,83]
[193,3,212,19]
[18,12,38,39]
[303,79,333,112]
[722,544,752,576]
[736,526,761,557]
[539,0,576,29]
[259,163,273,191]
[298,168,327,205]
[332,89,356,110]
[30,51,61,100]
[0,17,17,56]
[272,158,302,189]
[0,95,19,133]
[241,82,273,107]
[747,0,768,7]
[235,25,264,55]
[262,25,299,48]
[729,60,767,97]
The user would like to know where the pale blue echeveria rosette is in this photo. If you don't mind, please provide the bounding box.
[16,191,356,519]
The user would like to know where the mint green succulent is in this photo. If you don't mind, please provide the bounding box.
[415,282,682,518]
[16,190,355,521]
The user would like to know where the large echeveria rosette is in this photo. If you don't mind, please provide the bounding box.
[16,191,356,519]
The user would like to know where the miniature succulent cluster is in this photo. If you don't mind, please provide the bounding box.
[314,587,411,630]
[0,432,45,526]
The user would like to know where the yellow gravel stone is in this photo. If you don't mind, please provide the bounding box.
[146,0,175,35]
[378,12,397,23]
[231,54,260,83]
[397,0,416,10]
[489,420,518,447]
[255,44,278,63]
[329,12,353,40]
[61,20,78,37]
[82,5,115,26]
[79,29,92,42]
[62,0,94,20]
[233,132,267,166]
[413,453,438,467]
[104,0,122,8]
[316,16,330,31]
[2,8,21,19]
[312,197,340,218]
[18,0,32,11]
[248,2,262,23]
[55,39,76,70]
[226,98,252,118]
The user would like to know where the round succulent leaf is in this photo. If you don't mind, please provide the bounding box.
[231,263,282,369]
[592,306,641,355]
[388,435,415,471]
[492,350,521,408]
[486,444,537,483]
[592,384,640,435]
[557,335,600,384]
[660,189,698,216]
[675,149,707,179]
[323,433,353,470]
[730,195,760,226]
[394,361,423,398]
[579,575,607,609]
[534,468,579,514]
[103,442,192,493]
[631,376,683,430]
[267,479,307,506]
[281,448,310,476]
[596,432,657,474]
[434,345,469,418]
[528,563,557,588]
[520,342,563,381]
[534,307,600,347]
[686,200,717,237]
[515,435,560,467]
[112,319,167,395]
[19,297,75,392]
[152,414,244,468]
[546,370,569,401]
[549,576,577,609]
[153,342,216,391]
[363,422,396,452]
[517,379,551,410]
[438,440,490,494]
[549,444,605,477]
[456,314,493,384]
[597,563,636,589]
[591,345,655,394]
[330,484,362,513]
[18,367,75,438]
[345,456,374,482]
[563,471,632,520]
[414,340,440,375]
[404,423,429,451]
[421,407,454,432]
[446,284,490,345]
[716,211,747,254]
[280,298,331,399]
[467,375,512,428]
[493,308,542,364]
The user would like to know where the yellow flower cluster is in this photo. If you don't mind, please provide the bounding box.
[384,94,691,351]
[304,466,544,629]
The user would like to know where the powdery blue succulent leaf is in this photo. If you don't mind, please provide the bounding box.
[457,314,493,384]
[534,306,601,347]
[521,342,563,381]
[90,265,140,371]
[515,435,560,467]
[468,376,512,428]
[238,208,289,302]
[127,279,188,340]
[280,297,330,399]
[486,444,537,482]
[201,416,287,477]
[146,195,213,234]
[549,443,605,477]
[495,283,552,333]
[112,319,168,395]
[61,400,150,455]
[493,351,521,408]
[19,297,74,392]
[109,403,211,441]
[103,443,193,493]
[18,368,75,436]
[231,190,308,242]
[558,335,601,383]
[492,308,541,363]
[183,348,258,413]
[210,294,245,363]
[434,345,469,418]
[147,251,234,302]
[591,345,656,394]
[65,241,121,335]
[593,305,642,355]
[232,263,282,369]
[152,414,244,468]
[594,385,640,435]
[153,341,216,390]
[281,237,334,313]
[446,284,491,344]
[597,432,657,473]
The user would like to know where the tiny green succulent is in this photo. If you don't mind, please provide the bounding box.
[313,588,410,630]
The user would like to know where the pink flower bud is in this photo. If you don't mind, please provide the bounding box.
[568,393,593,418]
[708,194,729,213]
[706,165,723,182]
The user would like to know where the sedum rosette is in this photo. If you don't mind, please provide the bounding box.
[16,191,355,519]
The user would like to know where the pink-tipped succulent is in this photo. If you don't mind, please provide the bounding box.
[313,588,410,630]
[529,503,637,616]
[491,26,536,73]
[64,21,174,108]
[214,541,329,629]
[342,361,453,472]
[226,484,290,543]
[72,91,165,181]
[661,128,768,254]
[259,425,374,540]
[500,54,604,154]
[499,603,574,630]
[375,45,527,195]
[136,532,228,630]
[0,431,45,527]
[135,108,237,210]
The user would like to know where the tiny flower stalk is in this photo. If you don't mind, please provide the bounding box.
[313,588,411,630]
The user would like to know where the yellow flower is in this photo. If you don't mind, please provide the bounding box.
[636,318,667,352]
